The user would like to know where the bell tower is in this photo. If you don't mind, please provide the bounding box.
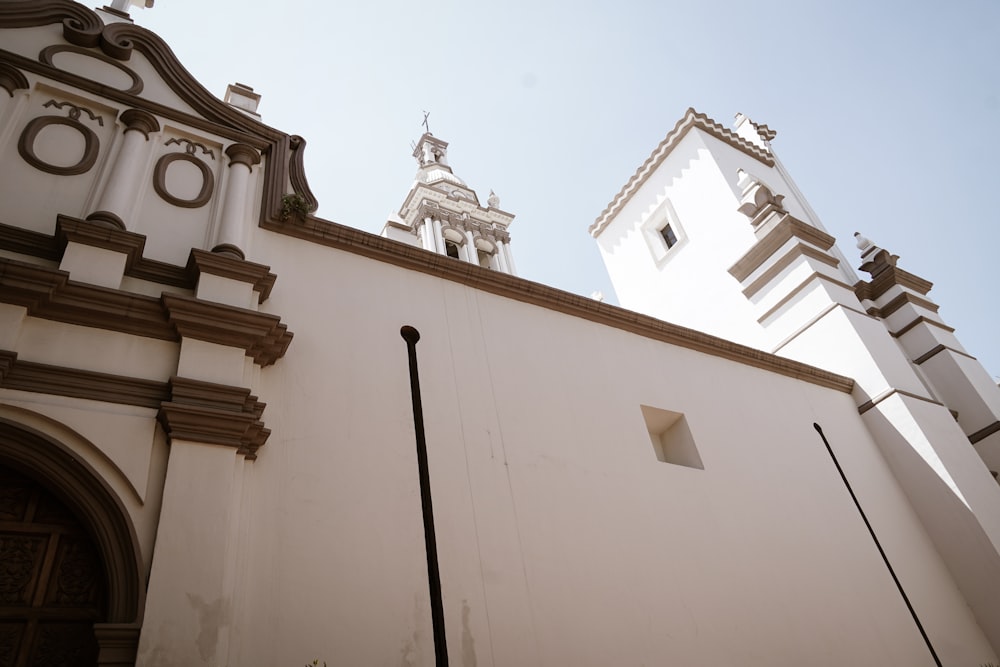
[382,130,517,275]
[591,107,1000,651]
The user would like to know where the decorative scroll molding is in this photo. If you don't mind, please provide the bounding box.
[0,257,293,366]
[0,62,29,95]
[591,108,775,237]
[288,135,319,213]
[152,152,214,208]
[38,45,143,95]
[164,137,214,159]
[157,376,268,459]
[43,99,103,125]
[0,1,104,49]
[260,215,854,393]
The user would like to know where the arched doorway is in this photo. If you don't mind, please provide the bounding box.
[0,418,142,666]
[0,463,105,665]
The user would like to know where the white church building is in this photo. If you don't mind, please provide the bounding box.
[0,2,999,665]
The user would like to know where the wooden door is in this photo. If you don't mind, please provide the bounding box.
[0,464,105,666]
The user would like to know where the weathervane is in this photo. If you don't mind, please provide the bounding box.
[422,110,431,134]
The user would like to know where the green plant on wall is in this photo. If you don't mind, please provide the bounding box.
[280,193,311,221]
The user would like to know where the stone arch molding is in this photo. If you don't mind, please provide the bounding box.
[0,414,143,660]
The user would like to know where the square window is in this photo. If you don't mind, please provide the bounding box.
[640,405,703,469]
[660,224,678,249]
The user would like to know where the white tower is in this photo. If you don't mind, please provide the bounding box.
[591,108,1000,653]
[382,132,517,275]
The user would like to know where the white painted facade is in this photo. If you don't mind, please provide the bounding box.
[0,5,997,666]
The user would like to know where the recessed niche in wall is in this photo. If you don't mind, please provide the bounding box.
[640,405,703,469]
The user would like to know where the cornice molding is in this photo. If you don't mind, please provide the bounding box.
[590,108,775,237]
[0,258,172,339]
[741,242,840,299]
[870,291,939,319]
[0,350,167,408]
[3,218,279,295]
[755,271,856,325]
[259,215,853,393]
[158,376,268,459]
[854,264,933,302]
[890,315,955,339]
[913,343,976,366]
[970,421,1000,446]
[728,215,837,283]
[0,352,270,459]
[187,249,275,303]
[0,258,293,365]
[161,293,292,367]
[857,387,944,415]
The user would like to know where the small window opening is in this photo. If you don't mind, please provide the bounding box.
[640,405,703,469]
[660,224,678,249]
[477,249,492,268]
[445,240,460,259]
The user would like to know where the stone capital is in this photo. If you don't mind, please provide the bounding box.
[119,108,160,139]
[225,143,261,169]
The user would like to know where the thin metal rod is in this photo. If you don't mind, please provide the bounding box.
[812,423,941,667]
[401,326,448,667]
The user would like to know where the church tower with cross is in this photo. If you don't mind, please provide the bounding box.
[381,127,517,274]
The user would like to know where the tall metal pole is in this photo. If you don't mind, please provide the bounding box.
[401,326,448,666]
[812,423,941,667]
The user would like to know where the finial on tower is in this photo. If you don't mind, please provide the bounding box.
[421,110,431,134]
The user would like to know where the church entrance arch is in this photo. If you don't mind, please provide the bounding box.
[0,418,142,666]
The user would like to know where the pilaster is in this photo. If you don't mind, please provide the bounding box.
[854,235,1000,473]
[90,108,161,231]
[213,143,261,260]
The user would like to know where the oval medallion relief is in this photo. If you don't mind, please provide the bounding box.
[17,116,99,176]
[153,152,214,208]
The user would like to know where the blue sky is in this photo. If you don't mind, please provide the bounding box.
[136,0,1000,377]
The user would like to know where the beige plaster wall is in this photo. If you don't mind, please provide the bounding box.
[195,233,994,667]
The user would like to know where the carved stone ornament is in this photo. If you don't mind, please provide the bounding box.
[17,101,103,176]
[153,152,214,208]
[39,44,144,94]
